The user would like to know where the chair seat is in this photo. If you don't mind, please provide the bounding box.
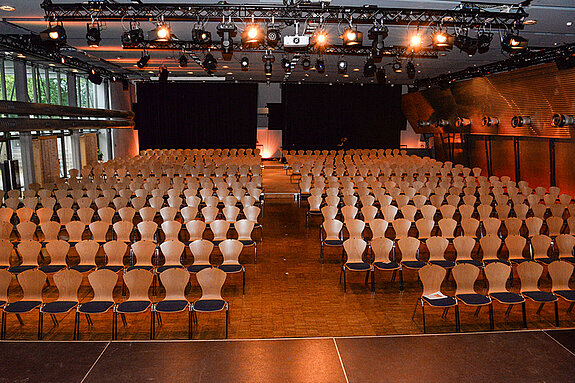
[422,296,457,307]
[523,291,557,303]
[307,210,321,215]
[116,300,151,313]
[157,265,184,273]
[188,264,212,273]
[490,292,524,304]
[39,265,67,274]
[555,290,575,302]
[212,240,224,246]
[193,299,226,312]
[0,300,5,306]
[126,265,154,272]
[324,239,343,246]
[78,301,115,314]
[456,293,491,306]
[429,260,455,268]
[155,300,189,313]
[41,301,77,314]
[98,265,124,273]
[219,264,243,273]
[401,260,427,269]
[483,259,510,266]
[0,265,8,270]
[70,265,96,273]
[4,300,42,313]
[373,261,400,270]
[560,256,575,263]
[239,239,255,246]
[345,262,371,271]
[457,259,483,267]
[8,265,37,274]
[509,258,530,264]
[535,258,556,265]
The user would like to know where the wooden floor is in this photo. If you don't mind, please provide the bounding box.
[3,161,575,341]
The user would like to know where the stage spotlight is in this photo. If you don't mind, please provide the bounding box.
[454,33,478,56]
[315,58,325,73]
[178,54,188,67]
[511,116,531,127]
[376,67,386,84]
[432,30,454,50]
[40,24,67,45]
[263,53,274,78]
[392,60,402,73]
[502,33,528,53]
[482,116,499,127]
[301,57,311,70]
[192,28,211,46]
[343,28,362,46]
[337,59,347,74]
[266,25,281,47]
[121,26,144,45]
[202,53,217,73]
[455,117,471,128]
[159,66,169,82]
[313,30,328,50]
[477,32,493,54]
[149,23,172,41]
[240,56,249,71]
[242,24,263,46]
[88,69,102,85]
[136,53,150,69]
[368,24,389,57]
[217,21,237,54]
[406,61,415,79]
[281,57,291,72]
[552,114,575,127]
[363,57,376,77]
[409,33,422,48]
[86,22,102,47]
[437,119,450,128]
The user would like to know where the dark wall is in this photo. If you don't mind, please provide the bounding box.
[282,83,404,150]
[135,82,258,149]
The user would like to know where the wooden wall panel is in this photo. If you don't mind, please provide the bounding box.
[555,140,575,196]
[80,133,99,167]
[518,138,550,190]
[490,137,515,181]
[466,135,488,177]
[33,136,60,185]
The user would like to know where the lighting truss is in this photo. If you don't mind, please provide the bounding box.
[414,42,575,89]
[41,1,527,30]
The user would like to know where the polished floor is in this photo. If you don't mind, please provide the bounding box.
[0,329,574,382]
[2,162,575,341]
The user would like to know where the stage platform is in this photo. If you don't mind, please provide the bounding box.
[1,329,573,382]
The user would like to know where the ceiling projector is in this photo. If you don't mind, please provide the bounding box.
[283,35,310,48]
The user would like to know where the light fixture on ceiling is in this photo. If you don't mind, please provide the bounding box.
[454,32,478,56]
[178,53,188,67]
[301,57,311,70]
[263,52,274,77]
[266,23,281,47]
[217,19,237,54]
[368,23,388,57]
[363,57,376,77]
[455,117,471,128]
[0,5,15,11]
[192,27,211,46]
[409,32,422,48]
[202,52,218,73]
[501,33,528,52]
[406,60,415,79]
[313,29,328,50]
[149,23,172,41]
[477,32,493,54]
[511,115,531,127]
[315,58,325,73]
[482,116,499,127]
[121,24,144,45]
[136,52,150,69]
[281,57,291,72]
[40,23,67,45]
[88,69,103,85]
[432,30,454,50]
[86,21,102,47]
[523,19,537,25]
[240,56,249,70]
[392,60,402,73]
[242,24,263,46]
[551,114,575,127]
[337,59,347,74]
[342,27,362,46]
[159,66,169,82]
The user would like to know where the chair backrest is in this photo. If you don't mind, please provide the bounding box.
[517,261,543,292]
[398,237,420,262]
[161,220,181,242]
[525,216,543,237]
[420,205,437,220]
[17,221,37,241]
[103,240,127,267]
[45,240,70,266]
[415,218,435,239]
[484,262,511,294]
[548,260,574,292]
[381,205,398,221]
[505,235,526,260]
[190,239,213,265]
[369,219,388,238]
[77,207,94,224]
[419,264,446,296]
[159,267,190,301]
[531,234,552,259]
[341,205,358,221]
[343,238,367,263]
[123,269,153,302]
[438,218,457,238]
[461,218,479,237]
[89,221,109,242]
[323,219,343,240]
[458,204,475,220]
[556,234,575,258]
[196,267,226,300]
[18,240,42,266]
[480,234,501,261]
[235,219,254,241]
[88,269,118,302]
[504,218,523,236]
[113,221,133,242]
[371,237,394,263]
[392,218,411,239]
[210,220,230,241]
[0,269,12,302]
[186,220,206,241]
[483,218,501,237]
[426,236,449,261]
[243,206,260,222]
[160,240,185,266]
[400,205,417,221]
[137,220,157,241]
[139,207,157,222]
[452,263,480,295]
[439,205,456,220]
[131,240,156,267]
[52,269,82,302]
[219,239,243,264]
[0,239,13,267]
[97,207,115,224]
[16,269,46,301]
[74,240,99,266]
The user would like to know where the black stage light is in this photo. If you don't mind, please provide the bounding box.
[217,21,237,54]
[477,32,493,54]
[301,57,311,70]
[178,54,188,67]
[148,23,172,41]
[501,34,528,53]
[511,115,531,127]
[406,61,415,79]
[432,30,454,50]
[202,53,217,73]
[337,59,347,74]
[315,58,325,73]
[40,24,67,46]
[392,60,402,73]
[363,57,376,77]
[455,117,471,128]
[376,67,386,84]
[266,25,281,47]
[242,24,264,47]
[482,116,499,127]
[159,67,169,82]
[136,53,150,69]
[342,28,363,46]
[455,34,478,56]
[281,57,291,72]
[88,69,102,85]
[86,22,101,47]
[368,24,388,57]
[192,28,212,46]
[262,53,274,78]
[121,27,144,45]
[240,56,249,71]
[552,114,575,127]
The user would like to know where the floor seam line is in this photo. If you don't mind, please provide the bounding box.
[543,330,575,358]
[80,341,110,383]
[333,337,350,383]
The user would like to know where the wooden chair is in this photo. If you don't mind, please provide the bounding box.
[113,269,154,340]
[484,262,526,328]
[392,218,411,240]
[39,240,69,274]
[154,268,192,339]
[209,220,230,246]
[479,234,504,264]
[9,240,42,274]
[235,219,257,263]
[157,240,185,273]
[192,268,229,338]
[505,235,528,264]
[0,240,13,270]
[517,261,559,327]
[426,236,453,269]
[186,220,206,242]
[89,221,110,243]
[369,219,388,240]
[531,234,553,264]
[321,219,344,264]
[99,240,127,273]
[188,239,213,273]
[129,240,156,271]
[77,207,94,225]
[113,221,134,243]
[71,240,99,273]
[452,263,493,330]
[341,238,373,292]
[161,220,181,242]
[16,221,37,242]
[556,234,575,263]
[217,239,245,295]
[137,221,157,242]
[548,260,575,317]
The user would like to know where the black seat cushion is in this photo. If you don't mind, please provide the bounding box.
[98,265,124,273]
[219,264,243,273]
[457,293,491,306]
[239,239,255,246]
[126,265,154,272]
[39,265,67,274]
[535,258,556,265]
[523,291,557,302]
[324,239,343,246]
[490,292,524,304]
[155,300,189,313]
[402,260,427,269]
[78,301,114,314]
[193,299,225,312]
[510,258,530,264]
[4,300,42,313]
[41,301,77,314]
[457,259,483,267]
[117,300,151,313]
[555,290,575,302]
[70,265,96,273]
[157,265,184,273]
[8,265,37,274]
[429,260,455,268]
[373,261,400,270]
[422,296,457,307]
[484,259,510,266]
[345,262,371,271]
[188,264,212,273]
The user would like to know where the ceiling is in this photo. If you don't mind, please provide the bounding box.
[1,0,574,84]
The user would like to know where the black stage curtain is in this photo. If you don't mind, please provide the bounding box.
[135,82,258,149]
[282,83,404,150]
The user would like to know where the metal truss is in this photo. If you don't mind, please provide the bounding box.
[42,1,527,29]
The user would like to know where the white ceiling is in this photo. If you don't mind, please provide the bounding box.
[2,0,575,83]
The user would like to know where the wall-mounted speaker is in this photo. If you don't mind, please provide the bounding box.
[511,116,531,128]
[436,119,449,128]
[481,116,499,127]
[551,114,575,127]
[455,117,471,128]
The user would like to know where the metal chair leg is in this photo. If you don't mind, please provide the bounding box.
[112,310,117,340]
[225,305,229,339]
[522,302,527,328]
[188,307,193,340]
[421,301,427,334]
[1,311,5,339]
[73,311,79,340]
[342,267,347,293]
[150,309,155,340]
[399,267,404,291]
[554,301,559,327]
[488,303,494,330]
[38,311,43,340]
[455,305,461,332]
[242,270,246,295]
[254,243,257,264]
[121,313,127,327]
[371,269,375,292]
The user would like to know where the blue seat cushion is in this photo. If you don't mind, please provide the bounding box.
[157,265,183,273]
[239,239,255,246]
[41,301,77,314]
[490,292,524,304]
[219,264,243,273]
[78,301,114,314]
[193,299,225,312]
[116,300,151,313]
[188,264,212,273]
[402,260,427,269]
[212,240,224,246]
[98,265,124,273]
[535,258,556,265]
[509,258,530,264]
[126,265,154,272]
[5,301,42,313]
[70,265,96,273]
[560,256,575,263]
[457,259,483,267]
[523,291,557,302]
[422,296,457,307]
[373,261,399,270]
[8,265,37,274]
[0,300,5,306]
[345,262,371,271]
[308,210,321,215]
[39,265,67,274]
[0,265,9,270]
[324,239,343,246]
[429,260,455,268]
[484,259,510,266]
[555,290,575,302]
[155,300,189,313]
[457,293,491,306]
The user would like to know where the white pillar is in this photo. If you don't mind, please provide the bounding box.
[67,73,82,171]
[14,59,36,187]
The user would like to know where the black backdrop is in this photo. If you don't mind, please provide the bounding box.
[282,83,404,150]
[135,82,258,149]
